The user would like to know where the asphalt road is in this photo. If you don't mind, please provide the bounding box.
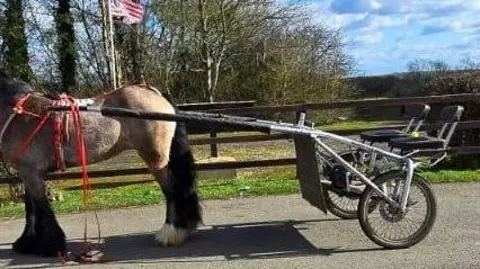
[0,182,478,269]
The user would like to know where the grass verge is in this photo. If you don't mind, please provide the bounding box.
[1,167,479,219]
[0,168,299,218]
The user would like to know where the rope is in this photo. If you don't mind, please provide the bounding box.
[55,94,104,264]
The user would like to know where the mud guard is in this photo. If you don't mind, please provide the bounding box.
[293,134,328,214]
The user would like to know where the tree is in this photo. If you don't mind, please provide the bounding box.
[54,0,77,92]
[2,0,33,81]
[3,0,354,105]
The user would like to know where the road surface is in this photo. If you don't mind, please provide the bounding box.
[0,182,478,269]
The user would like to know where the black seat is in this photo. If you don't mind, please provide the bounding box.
[389,105,464,152]
[360,103,430,144]
[388,136,445,150]
[360,129,410,143]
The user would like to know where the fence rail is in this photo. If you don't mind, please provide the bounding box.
[200,93,480,115]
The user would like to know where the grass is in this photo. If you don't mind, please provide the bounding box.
[421,169,480,183]
[320,120,401,131]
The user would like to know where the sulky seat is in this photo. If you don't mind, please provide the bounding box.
[360,103,430,144]
[388,136,445,151]
[388,105,464,152]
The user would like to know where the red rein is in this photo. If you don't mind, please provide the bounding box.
[8,93,103,264]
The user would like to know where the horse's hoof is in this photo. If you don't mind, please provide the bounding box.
[12,235,36,254]
[154,223,189,246]
[34,229,66,257]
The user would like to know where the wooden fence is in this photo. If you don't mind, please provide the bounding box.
[197,93,480,115]
[1,93,480,184]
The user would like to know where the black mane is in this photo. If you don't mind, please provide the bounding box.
[0,71,35,105]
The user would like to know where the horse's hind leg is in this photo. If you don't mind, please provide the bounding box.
[137,148,190,246]
[137,126,201,246]
[13,169,66,257]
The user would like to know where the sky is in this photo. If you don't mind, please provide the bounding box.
[281,0,480,76]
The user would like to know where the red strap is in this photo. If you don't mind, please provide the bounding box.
[13,94,41,118]
[52,99,66,172]
[10,114,50,164]
[57,95,103,256]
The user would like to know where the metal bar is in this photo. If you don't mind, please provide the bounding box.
[400,159,416,210]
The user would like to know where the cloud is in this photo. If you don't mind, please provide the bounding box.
[329,0,409,15]
[330,0,377,14]
[348,30,383,46]
[343,13,416,33]
[428,4,466,17]
[420,25,451,35]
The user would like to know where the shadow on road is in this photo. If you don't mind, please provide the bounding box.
[0,218,385,268]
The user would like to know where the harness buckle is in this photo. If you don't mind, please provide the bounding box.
[13,106,23,114]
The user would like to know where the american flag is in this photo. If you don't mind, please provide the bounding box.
[109,0,147,24]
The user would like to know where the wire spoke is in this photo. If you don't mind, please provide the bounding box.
[364,176,431,242]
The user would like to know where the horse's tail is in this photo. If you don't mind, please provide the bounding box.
[164,91,203,230]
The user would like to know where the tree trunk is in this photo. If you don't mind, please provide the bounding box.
[197,0,214,103]
[130,24,143,83]
[54,0,77,93]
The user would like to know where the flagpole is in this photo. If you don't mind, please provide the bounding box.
[103,0,117,89]
[99,0,110,85]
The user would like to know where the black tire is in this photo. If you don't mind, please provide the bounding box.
[358,171,437,249]
[323,151,366,219]
[323,188,359,219]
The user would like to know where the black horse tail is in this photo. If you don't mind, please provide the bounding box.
[163,91,203,230]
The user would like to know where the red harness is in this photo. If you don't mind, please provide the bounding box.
[2,93,104,264]
[6,94,71,172]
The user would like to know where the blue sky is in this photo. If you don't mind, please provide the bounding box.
[281,0,480,76]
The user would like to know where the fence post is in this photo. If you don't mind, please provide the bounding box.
[210,128,218,158]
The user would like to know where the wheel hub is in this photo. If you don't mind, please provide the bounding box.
[378,200,405,223]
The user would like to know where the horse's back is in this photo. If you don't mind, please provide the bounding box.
[103,84,176,115]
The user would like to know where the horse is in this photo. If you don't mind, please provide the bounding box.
[0,73,202,257]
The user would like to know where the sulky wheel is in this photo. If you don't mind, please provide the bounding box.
[322,151,369,219]
[323,187,360,219]
[358,171,437,249]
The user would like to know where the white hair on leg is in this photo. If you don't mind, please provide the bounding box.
[155,223,189,246]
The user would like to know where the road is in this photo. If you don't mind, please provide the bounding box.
[0,182,478,269]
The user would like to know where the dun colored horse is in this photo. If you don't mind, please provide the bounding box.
[0,73,202,257]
